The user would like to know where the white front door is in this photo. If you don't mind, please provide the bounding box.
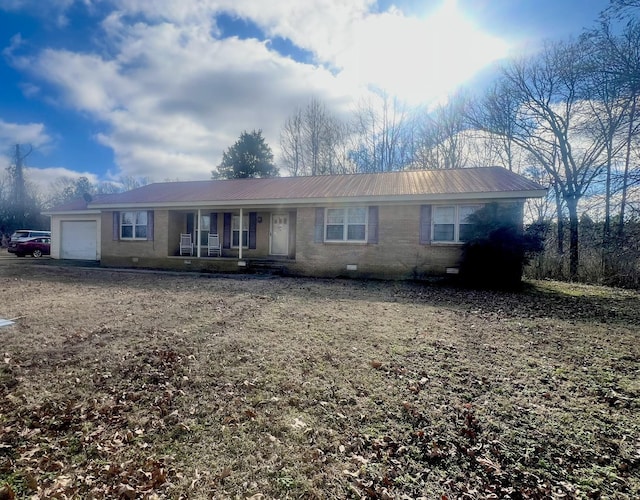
[270,213,289,255]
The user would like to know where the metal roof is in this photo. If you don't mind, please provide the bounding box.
[46,167,547,213]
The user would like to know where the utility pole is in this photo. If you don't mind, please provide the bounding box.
[6,143,32,230]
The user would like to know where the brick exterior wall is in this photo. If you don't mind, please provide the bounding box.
[290,205,462,280]
[101,210,169,259]
[98,202,523,280]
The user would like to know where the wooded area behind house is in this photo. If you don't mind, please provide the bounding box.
[1,3,639,287]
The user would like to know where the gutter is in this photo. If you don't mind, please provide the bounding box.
[83,189,548,211]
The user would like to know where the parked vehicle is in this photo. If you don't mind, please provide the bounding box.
[7,237,51,258]
[10,229,51,243]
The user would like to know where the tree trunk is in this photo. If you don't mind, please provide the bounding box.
[602,142,613,276]
[554,186,564,255]
[618,93,637,238]
[566,195,580,280]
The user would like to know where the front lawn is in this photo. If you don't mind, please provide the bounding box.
[0,265,638,498]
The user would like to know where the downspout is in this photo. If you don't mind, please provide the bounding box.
[239,207,243,260]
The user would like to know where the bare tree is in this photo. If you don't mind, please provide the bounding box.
[597,18,640,237]
[432,93,472,169]
[352,91,413,172]
[468,83,522,172]
[280,107,305,176]
[582,20,640,273]
[414,93,476,169]
[605,0,640,17]
[474,41,608,278]
[303,98,327,176]
[46,176,93,208]
[320,115,356,175]
[280,98,352,176]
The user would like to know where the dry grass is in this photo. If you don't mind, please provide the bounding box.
[0,261,638,499]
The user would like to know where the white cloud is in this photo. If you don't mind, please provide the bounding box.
[25,167,100,195]
[18,11,360,180]
[0,0,77,27]
[103,0,508,104]
[7,0,509,182]
[313,2,507,106]
[23,49,125,114]
[0,119,51,148]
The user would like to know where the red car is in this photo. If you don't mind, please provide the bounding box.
[8,237,51,258]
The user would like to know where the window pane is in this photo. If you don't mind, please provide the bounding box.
[348,207,366,224]
[347,224,366,241]
[434,206,455,224]
[242,231,248,247]
[121,212,134,224]
[459,224,477,242]
[136,211,148,225]
[326,225,344,240]
[135,226,147,239]
[326,209,345,224]
[232,215,249,231]
[433,224,454,241]
[232,232,239,246]
[121,226,133,238]
[200,216,210,231]
[459,205,479,224]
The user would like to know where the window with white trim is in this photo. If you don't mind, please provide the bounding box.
[432,205,482,243]
[120,211,148,239]
[232,215,249,248]
[325,207,367,242]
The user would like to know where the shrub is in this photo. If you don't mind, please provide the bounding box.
[459,203,544,290]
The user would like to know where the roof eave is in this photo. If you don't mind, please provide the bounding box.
[88,189,548,210]
[42,209,103,216]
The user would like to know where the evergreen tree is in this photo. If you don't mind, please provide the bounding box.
[213,130,279,179]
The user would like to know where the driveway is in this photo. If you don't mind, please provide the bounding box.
[0,248,99,267]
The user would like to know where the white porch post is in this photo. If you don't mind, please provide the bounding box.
[196,208,201,258]
[238,207,243,260]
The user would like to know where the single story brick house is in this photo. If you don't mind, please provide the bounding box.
[44,167,546,279]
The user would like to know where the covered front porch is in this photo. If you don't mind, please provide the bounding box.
[167,207,297,261]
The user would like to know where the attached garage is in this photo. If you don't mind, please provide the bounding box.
[44,205,102,261]
[61,221,98,260]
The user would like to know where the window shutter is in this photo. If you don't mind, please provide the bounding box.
[314,208,324,243]
[249,212,257,249]
[147,211,154,241]
[289,211,295,255]
[112,212,119,241]
[367,206,378,244]
[210,212,218,234]
[186,213,194,236]
[223,213,231,249]
[420,205,432,244]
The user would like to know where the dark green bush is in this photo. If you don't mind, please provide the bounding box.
[459,203,544,290]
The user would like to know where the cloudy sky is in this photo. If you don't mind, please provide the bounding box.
[0,0,607,191]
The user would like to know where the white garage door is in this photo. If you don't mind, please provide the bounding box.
[61,221,98,260]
